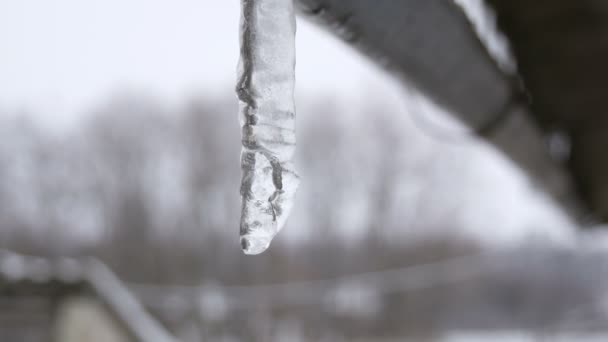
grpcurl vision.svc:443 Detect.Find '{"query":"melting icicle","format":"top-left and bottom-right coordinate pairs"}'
top-left (237, 0), bottom-right (299, 255)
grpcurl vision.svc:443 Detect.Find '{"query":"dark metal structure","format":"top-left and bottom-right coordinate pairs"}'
top-left (486, 0), bottom-right (608, 222)
top-left (296, 0), bottom-right (608, 224)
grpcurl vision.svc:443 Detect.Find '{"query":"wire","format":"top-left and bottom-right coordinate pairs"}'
top-left (129, 252), bottom-right (499, 310)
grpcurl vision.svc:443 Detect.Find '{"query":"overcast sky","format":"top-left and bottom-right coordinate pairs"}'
top-left (0, 0), bottom-right (396, 129)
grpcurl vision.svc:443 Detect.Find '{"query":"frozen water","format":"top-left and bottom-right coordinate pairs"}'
top-left (237, 0), bottom-right (299, 255)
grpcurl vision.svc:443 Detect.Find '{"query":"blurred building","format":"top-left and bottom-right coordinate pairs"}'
top-left (0, 250), bottom-right (175, 342)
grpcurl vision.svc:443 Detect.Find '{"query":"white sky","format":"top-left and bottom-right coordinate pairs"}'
top-left (0, 0), bottom-right (386, 128)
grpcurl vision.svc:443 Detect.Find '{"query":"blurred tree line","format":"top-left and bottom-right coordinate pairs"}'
top-left (0, 93), bottom-right (480, 283)
top-left (0, 94), bottom-right (606, 340)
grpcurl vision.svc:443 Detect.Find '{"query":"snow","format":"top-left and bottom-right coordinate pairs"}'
top-left (324, 282), bottom-right (382, 318)
top-left (237, 0), bottom-right (299, 255)
top-left (85, 259), bottom-right (177, 342)
top-left (442, 331), bottom-right (608, 342)
top-left (0, 252), bottom-right (26, 281)
top-left (197, 284), bottom-right (230, 322)
top-left (453, 0), bottom-right (516, 73)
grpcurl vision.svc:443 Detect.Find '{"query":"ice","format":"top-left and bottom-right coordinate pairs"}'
top-left (237, 0), bottom-right (299, 255)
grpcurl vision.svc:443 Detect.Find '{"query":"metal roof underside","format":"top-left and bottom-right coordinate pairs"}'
top-left (296, 0), bottom-right (608, 224)
top-left (486, 0), bottom-right (608, 221)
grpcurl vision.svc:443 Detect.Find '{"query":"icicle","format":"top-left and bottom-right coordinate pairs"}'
top-left (237, 0), bottom-right (299, 255)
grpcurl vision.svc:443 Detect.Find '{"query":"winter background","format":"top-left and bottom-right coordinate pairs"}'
top-left (1, 1), bottom-right (607, 341)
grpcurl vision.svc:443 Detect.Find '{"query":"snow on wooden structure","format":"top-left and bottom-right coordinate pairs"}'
top-left (0, 249), bottom-right (177, 342)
